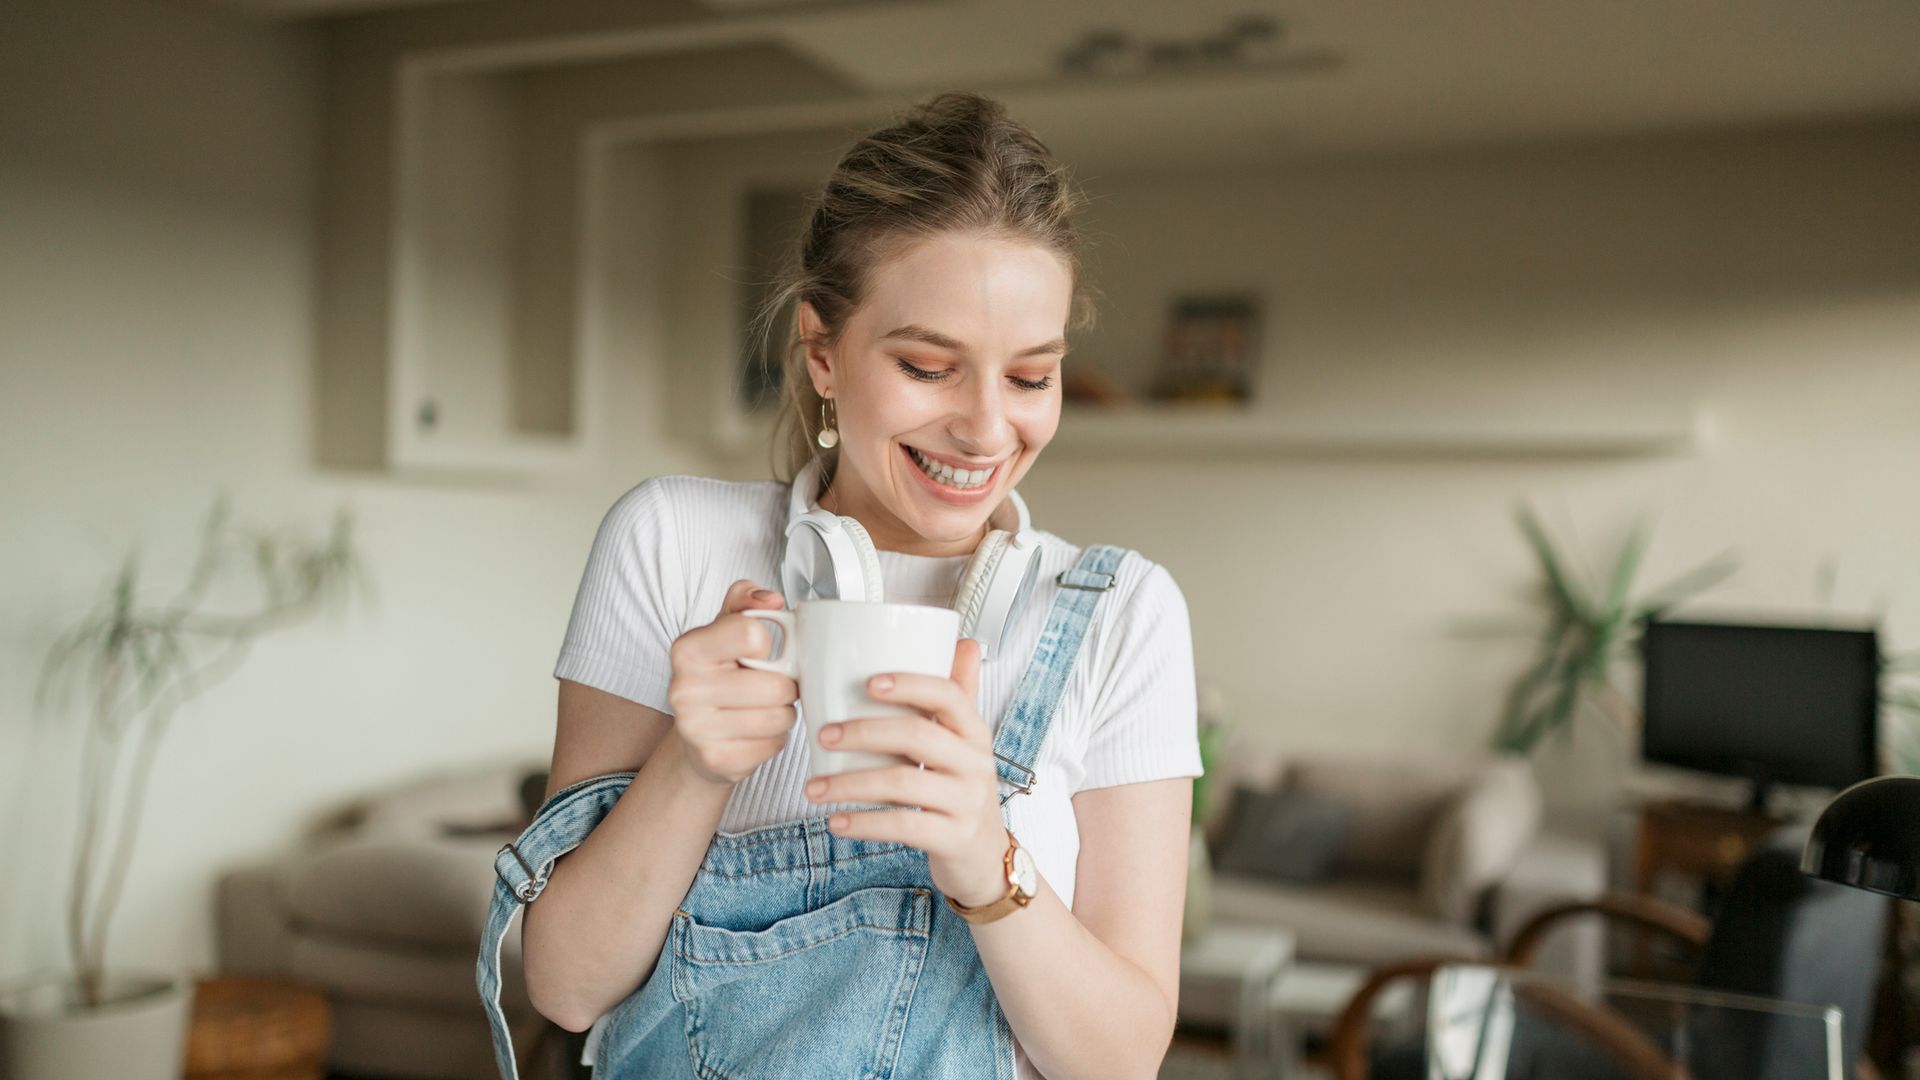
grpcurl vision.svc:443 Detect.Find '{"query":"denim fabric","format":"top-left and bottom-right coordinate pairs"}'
top-left (478, 544), bottom-right (1130, 1079)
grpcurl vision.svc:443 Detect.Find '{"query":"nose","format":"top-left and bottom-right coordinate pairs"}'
top-left (947, 376), bottom-right (1014, 457)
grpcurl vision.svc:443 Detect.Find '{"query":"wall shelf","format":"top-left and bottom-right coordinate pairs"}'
top-left (1044, 402), bottom-right (1708, 460)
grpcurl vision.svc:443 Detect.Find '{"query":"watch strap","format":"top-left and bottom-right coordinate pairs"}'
top-left (943, 829), bottom-right (1033, 925)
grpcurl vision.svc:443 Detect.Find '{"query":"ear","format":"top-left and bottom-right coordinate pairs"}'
top-left (797, 301), bottom-right (834, 397)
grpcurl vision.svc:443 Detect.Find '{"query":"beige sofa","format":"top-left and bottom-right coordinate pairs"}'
top-left (216, 757), bottom-right (562, 1080)
top-left (1202, 750), bottom-right (1607, 984)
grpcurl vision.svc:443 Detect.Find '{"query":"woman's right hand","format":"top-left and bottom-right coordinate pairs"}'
top-left (667, 579), bottom-right (800, 787)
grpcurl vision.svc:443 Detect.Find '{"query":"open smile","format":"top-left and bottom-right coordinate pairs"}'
top-left (899, 443), bottom-right (1004, 503)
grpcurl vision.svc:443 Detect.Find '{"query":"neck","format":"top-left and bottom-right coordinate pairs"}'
top-left (818, 482), bottom-right (990, 558)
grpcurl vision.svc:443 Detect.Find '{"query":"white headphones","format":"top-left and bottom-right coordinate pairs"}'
top-left (780, 454), bottom-right (1044, 662)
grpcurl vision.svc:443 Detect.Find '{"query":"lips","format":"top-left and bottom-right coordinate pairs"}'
top-left (899, 443), bottom-right (1000, 504)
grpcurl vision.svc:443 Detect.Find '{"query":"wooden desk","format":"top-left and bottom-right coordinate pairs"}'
top-left (1635, 799), bottom-right (1786, 893)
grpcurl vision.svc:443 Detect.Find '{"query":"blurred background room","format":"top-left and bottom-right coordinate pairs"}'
top-left (3, 0), bottom-right (1918, 1078)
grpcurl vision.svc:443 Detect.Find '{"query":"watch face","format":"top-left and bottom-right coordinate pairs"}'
top-left (1010, 844), bottom-right (1038, 898)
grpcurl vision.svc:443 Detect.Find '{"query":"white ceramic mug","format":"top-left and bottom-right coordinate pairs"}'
top-left (739, 601), bottom-right (960, 778)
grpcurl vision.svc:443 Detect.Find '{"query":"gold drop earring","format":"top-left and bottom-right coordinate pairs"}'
top-left (816, 397), bottom-right (840, 449)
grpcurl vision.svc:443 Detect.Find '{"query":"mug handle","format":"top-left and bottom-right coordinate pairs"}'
top-left (736, 609), bottom-right (798, 679)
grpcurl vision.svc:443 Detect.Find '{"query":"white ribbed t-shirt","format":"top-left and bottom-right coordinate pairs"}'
top-left (553, 474), bottom-right (1203, 895)
top-left (552, 474), bottom-right (1202, 1075)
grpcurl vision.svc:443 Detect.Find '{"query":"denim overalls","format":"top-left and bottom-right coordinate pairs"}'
top-left (477, 544), bottom-right (1130, 1079)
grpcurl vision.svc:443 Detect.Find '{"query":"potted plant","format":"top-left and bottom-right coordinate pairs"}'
top-left (1183, 685), bottom-right (1233, 944)
top-left (1884, 651), bottom-right (1920, 776)
top-left (1, 496), bottom-right (370, 1080)
top-left (1490, 502), bottom-right (1738, 755)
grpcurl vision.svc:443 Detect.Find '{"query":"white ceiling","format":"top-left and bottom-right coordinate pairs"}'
top-left (206, 0), bottom-right (1920, 163)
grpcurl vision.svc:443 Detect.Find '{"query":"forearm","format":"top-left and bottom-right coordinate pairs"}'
top-left (970, 872), bottom-right (1175, 1080)
top-left (520, 730), bottom-right (732, 1031)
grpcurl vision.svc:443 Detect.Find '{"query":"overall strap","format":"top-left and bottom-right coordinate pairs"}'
top-left (991, 543), bottom-right (1130, 806)
top-left (476, 771), bottom-right (636, 1080)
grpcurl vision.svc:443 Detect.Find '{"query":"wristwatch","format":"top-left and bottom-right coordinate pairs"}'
top-left (943, 828), bottom-right (1038, 925)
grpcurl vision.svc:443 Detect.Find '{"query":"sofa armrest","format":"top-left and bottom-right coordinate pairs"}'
top-left (1419, 758), bottom-right (1541, 923)
top-left (1484, 829), bottom-right (1608, 987)
top-left (215, 861), bottom-right (297, 976)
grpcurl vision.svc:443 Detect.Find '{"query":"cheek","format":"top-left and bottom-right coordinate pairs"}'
top-left (1014, 399), bottom-right (1061, 450)
top-left (851, 378), bottom-right (937, 437)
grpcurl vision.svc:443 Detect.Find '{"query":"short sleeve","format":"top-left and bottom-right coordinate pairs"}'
top-left (1075, 561), bottom-right (1204, 793)
top-left (552, 479), bottom-right (687, 714)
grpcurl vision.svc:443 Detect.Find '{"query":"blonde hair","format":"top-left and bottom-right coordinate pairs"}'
top-left (748, 91), bottom-right (1097, 484)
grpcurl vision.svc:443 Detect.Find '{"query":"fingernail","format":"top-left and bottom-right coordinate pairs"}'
top-left (820, 724), bottom-right (841, 745)
top-left (751, 588), bottom-right (775, 600)
top-left (870, 675), bottom-right (894, 692)
top-left (829, 815), bottom-right (848, 831)
top-left (806, 779), bottom-right (826, 798)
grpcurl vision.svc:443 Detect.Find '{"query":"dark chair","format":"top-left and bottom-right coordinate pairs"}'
top-left (1329, 824), bottom-right (1889, 1080)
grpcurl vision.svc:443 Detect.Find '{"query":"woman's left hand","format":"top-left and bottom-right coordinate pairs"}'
top-left (804, 636), bottom-right (1011, 908)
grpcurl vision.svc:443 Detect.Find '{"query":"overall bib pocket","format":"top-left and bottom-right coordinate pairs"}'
top-left (669, 885), bottom-right (935, 1080)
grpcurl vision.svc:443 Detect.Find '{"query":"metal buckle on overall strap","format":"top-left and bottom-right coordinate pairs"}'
top-left (994, 752), bottom-right (1035, 805)
top-left (496, 842), bottom-right (543, 903)
top-left (1054, 569), bottom-right (1115, 591)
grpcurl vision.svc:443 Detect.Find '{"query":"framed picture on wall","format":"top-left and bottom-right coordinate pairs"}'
top-left (1151, 294), bottom-right (1259, 405)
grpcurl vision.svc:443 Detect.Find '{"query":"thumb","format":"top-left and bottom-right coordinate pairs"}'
top-left (722, 578), bottom-right (785, 616)
top-left (951, 636), bottom-right (983, 701)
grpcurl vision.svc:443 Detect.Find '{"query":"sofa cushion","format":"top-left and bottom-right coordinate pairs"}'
top-left (1282, 758), bottom-right (1471, 883)
top-left (1419, 757), bottom-right (1542, 923)
top-left (283, 832), bottom-right (508, 950)
top-left (1209, 873), bottom-right (1493, 967)
top-left (1215, 787), bottom-right (1352, 883)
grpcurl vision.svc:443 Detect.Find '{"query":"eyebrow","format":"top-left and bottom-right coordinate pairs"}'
top-left (880, 324), bottom-right (1067, 358)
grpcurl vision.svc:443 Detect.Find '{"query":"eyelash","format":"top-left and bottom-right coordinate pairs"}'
top-left (893, 357), bottom-right (1054, 392)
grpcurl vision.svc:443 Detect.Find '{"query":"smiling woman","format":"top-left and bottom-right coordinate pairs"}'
top-left (485, 91), bottom-right (1202, 1080)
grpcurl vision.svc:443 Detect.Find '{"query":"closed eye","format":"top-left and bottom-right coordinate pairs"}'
top-left (894, 357), bottom-right (947, 382)
top-left (895, 357), bottom-right (1054, 393)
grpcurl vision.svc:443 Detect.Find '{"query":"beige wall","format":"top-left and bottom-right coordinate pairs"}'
top-left (1026, 124), bottom-right (1920, 801)
top-left (4, 0), bottom-right (1916, 986)
top-left (0, 0), bottom-right (711, 983)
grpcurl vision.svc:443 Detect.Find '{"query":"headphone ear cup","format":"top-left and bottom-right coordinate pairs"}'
top-left (838, 516), bottom-right (886, 603)
top-left (952, 529), bottom-right (1009, 640)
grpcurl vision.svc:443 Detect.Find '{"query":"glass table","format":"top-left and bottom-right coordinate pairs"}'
top-left (1176, 926), bottom-right (1296, 1079)
top-left (1425, 964), bottom-right (1845, 1080)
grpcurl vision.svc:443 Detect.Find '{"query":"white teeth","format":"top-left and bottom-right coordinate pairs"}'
top-left (910, 447), bottom-right (994, 490)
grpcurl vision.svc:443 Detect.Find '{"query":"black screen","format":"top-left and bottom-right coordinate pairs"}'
top-left (1640, 619), bottom-right (1880, 790)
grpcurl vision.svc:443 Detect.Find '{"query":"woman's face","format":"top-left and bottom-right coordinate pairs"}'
top-left (802, 230), bottom-right (1071, 557)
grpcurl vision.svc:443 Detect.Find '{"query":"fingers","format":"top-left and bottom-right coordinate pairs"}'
top-left (863, 671), bottom-right (988, 743)
top-left (818, 715), bottom-right (984, 776)
top-left (668, 666), bottom-right (797, 710)
top-left (712, 706), bottom-right (796, 741)
top-left (805, 763), bottom-right (973, 816)
top-left (951, 637), bottom-right (983, 701)
top-left (722, 578), bottom-right (785, 616)
top-left (825, 808), bottom-right (948, 846)
top-left (696, 734), bottom-right (791, 782)
top-left (673, 581), bottom-right (788, 670)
